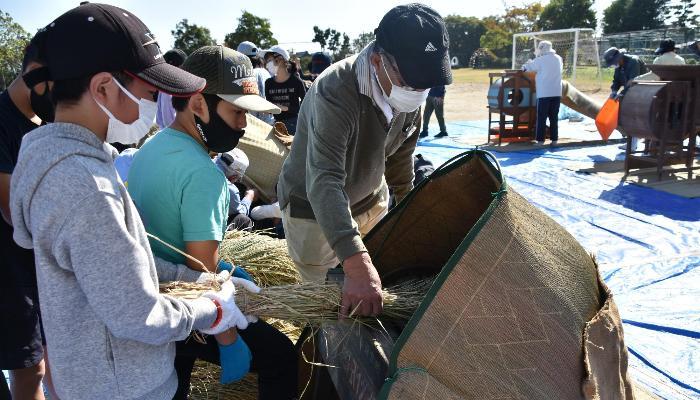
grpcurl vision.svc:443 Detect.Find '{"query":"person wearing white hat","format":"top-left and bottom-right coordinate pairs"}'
top-left (261, 45), bottom-right (307, 134)
top-left (215, 148), bottom-right (257, 230)
top-left (523, 40), bottom-right (563, 146)
top-left (237, 41), bottom-right (274, 124)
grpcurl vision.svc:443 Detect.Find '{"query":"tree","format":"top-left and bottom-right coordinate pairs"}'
top-left (312, 26), bottom-right (330, 49)
top-left (0, 10), bottom-right (31, 89)
top-left (352, 32), bottom-right (375, 53)
top-left (602, 0), bottom-right (629, 33)
top-left (667, 0), bottom-right (698, 28)
top-left (444, 15), bottom-right (487, 66)
top-left (603, 0), bottom-right (670, 33)
top-left (538, 0), bottom-right (597, 30)
top-left (337, 34), bottom-right (352, 59)
top-left (625, 0), bottom-right (670, 30)
top-left (224, 11), bottom-right (277, 49)
top-left (480, 3), bottom-right (543, 58)
top-left (501, 3), bottom-right (544, 33)
top-left (312, 27), bottom-right (353, 58)
top-left (171, 19), bottom-right (215, 55)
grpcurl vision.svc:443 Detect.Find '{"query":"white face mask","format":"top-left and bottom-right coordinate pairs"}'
top-left (379, 57), bottom-right (429, 113)
top-left (266, 60), bottom-right (278, 76)
top-left (94, 77), bottom-right (157, 144)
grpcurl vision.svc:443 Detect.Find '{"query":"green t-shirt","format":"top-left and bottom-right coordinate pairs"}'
top-left (127, 128), bottom-right (229, 264)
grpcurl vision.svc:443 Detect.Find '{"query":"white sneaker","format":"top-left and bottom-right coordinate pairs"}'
top-left (550, 140), bottom-right (558, 147)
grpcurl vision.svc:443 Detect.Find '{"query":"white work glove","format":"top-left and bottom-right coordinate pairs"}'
top-left (199, 277), bottom-right (261, 335)
top-left (196, 270), bottom-right (230, 285)
top-left (231, 277), bottom-right (261, 325)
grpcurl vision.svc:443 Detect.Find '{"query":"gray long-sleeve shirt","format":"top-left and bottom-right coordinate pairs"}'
top-left (277, 43), bottom-right (421, 261)
top-left (10, 122), bottom-right (216, 400)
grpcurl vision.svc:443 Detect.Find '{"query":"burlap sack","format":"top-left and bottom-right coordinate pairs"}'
top-left (361, 150), bottom-right (634, 400)
top-left (237, 115), bottom-right (291, 203)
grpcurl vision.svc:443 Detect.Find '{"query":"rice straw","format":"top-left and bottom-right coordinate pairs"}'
top-left (160, 279), bottom-right (432, 324)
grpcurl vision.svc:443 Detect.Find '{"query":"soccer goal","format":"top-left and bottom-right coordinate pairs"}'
top-left (512, 28), bottom-right (602, 87)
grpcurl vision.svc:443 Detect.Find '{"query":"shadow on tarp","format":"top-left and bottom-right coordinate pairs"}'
top-left (598, 181), bottom-right (700, 222)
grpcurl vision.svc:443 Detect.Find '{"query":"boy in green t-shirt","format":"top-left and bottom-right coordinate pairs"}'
top-left (128, 46), bottom-right (298, 398)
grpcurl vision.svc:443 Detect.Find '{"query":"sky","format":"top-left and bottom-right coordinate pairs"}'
top-left (3, 0), bottom-right (693, 54)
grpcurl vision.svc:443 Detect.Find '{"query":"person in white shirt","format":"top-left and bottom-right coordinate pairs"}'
top-left (654, 39), bottom-right (686, 65)
top-left (237, 41), bottom-right (275, 125)
top-left (637, 39), bottom-right (686, 82)
top-left (523, 40), bottom-right (563, 146)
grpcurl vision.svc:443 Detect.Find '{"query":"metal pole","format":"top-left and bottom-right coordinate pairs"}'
top-left (512, 34), bottom-right (517, 69)
top-left (594, 32), bottom-right (602, 86)
top-left (572, 29), bottom-right (580, 84)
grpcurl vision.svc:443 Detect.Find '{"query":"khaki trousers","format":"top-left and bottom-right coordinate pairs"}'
top-left (282, 184), bottom-right (389, 282)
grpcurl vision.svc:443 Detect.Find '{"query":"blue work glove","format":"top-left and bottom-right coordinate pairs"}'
top-left (217, 259), bottom-right (234, 273)
top-left (218, 336), bottom-right (252, 384)
top-left (217, 260), bottom-right (254, 282)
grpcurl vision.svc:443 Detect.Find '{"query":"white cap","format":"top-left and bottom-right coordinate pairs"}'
top-left (259, 45), bottom-right (290, 61)
top-left (216, 148), bottom-right (249, 178)
top-left (237, 41), bottom-right (258, 57)
top-left (536, 41), bottom-right (554, 56)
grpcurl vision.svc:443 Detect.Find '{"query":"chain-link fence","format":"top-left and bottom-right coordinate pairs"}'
top-left (598, 27), bottom-right (697, 64)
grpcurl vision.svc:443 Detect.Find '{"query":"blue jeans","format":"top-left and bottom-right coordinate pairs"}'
top-left (536, 96), bottom-right (560, 142)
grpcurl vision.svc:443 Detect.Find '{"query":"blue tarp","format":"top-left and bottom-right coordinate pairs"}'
top-left (419, 120), bottom-right (700, 399)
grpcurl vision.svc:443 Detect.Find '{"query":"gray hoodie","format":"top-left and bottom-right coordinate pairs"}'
top-left (10, 122), bottom-right (217, 400)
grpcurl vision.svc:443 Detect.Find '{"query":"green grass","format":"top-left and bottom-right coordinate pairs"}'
top-left (451, 66), bottom-right (614, 92)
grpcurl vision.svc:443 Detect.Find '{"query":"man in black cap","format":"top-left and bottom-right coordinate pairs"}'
top-left (9, 4), bottom-right (257, 399)
top-left (654, 39), bottom-right (686, 65)
top-left (602, 47), bottom-right (643, 98)
top-left (278, 3), bottom-right (451, 317)
top-left (637, 39), bottom-right (686, 81)
top-left (309, 51), bottom-right (332, 80)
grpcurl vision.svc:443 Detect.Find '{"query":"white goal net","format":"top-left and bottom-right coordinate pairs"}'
top-left (512, 28), bottom-right (602, 88)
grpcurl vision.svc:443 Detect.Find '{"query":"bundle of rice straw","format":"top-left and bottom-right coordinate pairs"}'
top-left (219, 230), bottom-right (301, 286)
top-left (160, 279), bottom-right (432, 324)
top-left (189, 361), bottom-right (258, 400)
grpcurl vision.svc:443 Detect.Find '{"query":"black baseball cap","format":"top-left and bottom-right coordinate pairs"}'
top-left (655, 39), bottom-right (677, 55)
top-left (164, 49), bottom-right (187, 67)
top-left (181, 46), bottom-right (280, 114)
top-left (375, 3), bottom-right (452, 89)
top-left (310, 52), bottom-right (332, 74)
top-left (42, 3), bottom-right (205, 95)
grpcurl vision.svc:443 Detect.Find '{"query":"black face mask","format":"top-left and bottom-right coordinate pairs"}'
top-left (194, 95), bottom-right (244, 153)
top-left (30, 83), bottom-right (55, 124)
top-left (22, 67), bottom-right (55, 124)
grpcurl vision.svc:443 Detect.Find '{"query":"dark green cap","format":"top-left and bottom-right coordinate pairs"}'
top-left (181, 45), bottom-right (280, 114)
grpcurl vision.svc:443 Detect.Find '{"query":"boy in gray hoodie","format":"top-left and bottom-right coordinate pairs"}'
top-left (9, 4), bottom-right (256, 399)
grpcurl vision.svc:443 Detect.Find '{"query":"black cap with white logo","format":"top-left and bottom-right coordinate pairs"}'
top-left (375, 3), bottom-right (452, 89)
top-left (42, 3), bottom-right (205, 95)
